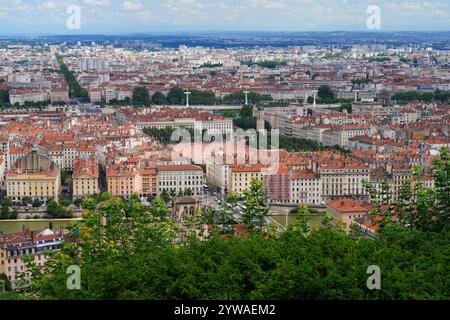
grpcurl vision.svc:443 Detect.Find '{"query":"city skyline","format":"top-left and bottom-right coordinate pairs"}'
top-left (0, 0), bottom-right (449, 35)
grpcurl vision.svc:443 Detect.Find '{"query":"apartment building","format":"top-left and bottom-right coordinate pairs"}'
top-left (9, 88), bottom-right (49, 105)
top-left (6, 150), bottom-right (60, 203)
top-left (391, 165), bottom-right (413, 201)
top-left (230, 164), bottom-right (264, 196)
top-left (0, 157), bottom-right (5, 188)
top-left (264, 168), bottom-right (290, 204)
top-left (327, 198), bottom-right (372, 231)
top-left (106, 165), bottom-right (141, 198)
top-left (49, 87), bottom-right (69, 103)
top-left (290, 169), bottom-right (322, 205)
top-left (319, 162), bottom-right (370, 201)
top-left (63, 143), bottom-right (78, 170)
top-left (7, 147), bottom-right (31, 170)
top-left (0, 227), bottom-right (65, 285)
top-left (157, 164), bottom-right (204, 196)
top-left (140, 166), bottom-right (158, 198)
top-left (72, 158), bottom-right (99, 198)
top-left (206, 162), bottom-right (230, 194)
top-left (322, 125), bottom-right (371, 149)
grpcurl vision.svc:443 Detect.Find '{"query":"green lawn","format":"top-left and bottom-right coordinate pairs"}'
top-left (0, 219), bottom-right (79, 233)
top-left (270, 213), bottom-right (325, 229)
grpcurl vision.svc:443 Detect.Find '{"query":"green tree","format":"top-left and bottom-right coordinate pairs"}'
top-left (292, 205), bottom-right (311, 235)
top-left (32, 198), bottom-right (42, 208)
top-left (0, 89), bottom-right (9, 104)
top-left (132, 86), bottom-right (151, 106)
top-left (99, 192), bottom-right (112, 202)
top-left (21, 196), bottom-right (33, 206)
top-left (161, 189), bottom-right (171, 204)
top-left (56, 55), bottom-right (88, 99)
top-left (151, 91), bottom-right (166, 105)
top-left (365, 149), bottom-right (450, 233)
top-left (167, 87), bottom-right (185, 105)
top-left (60, 170), bottom-right (68, 184)
top-left (0, 273), bottom-right (12, 291)
top-left (242, 180), bottom-right (268, 233)
top-left (218, 192), bottom-right (240, 234)
top-left (318, 85), bottom-right (334, 100)
top-left (0, 198), bottom-right (18, 220)
top-left (47, 199), bottom-right (72, 218)
top-left (142, 126), bottom-right (176, 146)
top-left (59, 198), bottom-right (71, 207)
top-left (239, 105), bottom-right (254, 118)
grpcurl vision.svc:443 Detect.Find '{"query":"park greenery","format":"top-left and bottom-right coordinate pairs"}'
top-left (151, 91), bottom-right (166, 105)
top-left (278, 135), bottom-right (351, 154)
top-left (223, 91), bottom-right (272, 105)
top-left (142, 126), bottom-right (176, 146)
top-left (46, 199), bottom-right (73, 218)
top-left (318, 85), bottom-right (335, 100)
top-left (108, 97), bottom-right (131, 106)
top-left (132, 86), bottom-right (152, 106)
top-left (0, 198), bottom-right (18, 220)
top-left (199, 63), bottom-right (223, 68)
top-left (368, 56), bottom-right (391, 63)
top-left (143, 126), bottom-right (211, 146)
top-left (56, 55), bottom-right (88, 99)
top-left (240, 60), bottom-right (288, 69)
top-left (0, 89), bottom-right (9, 107)
top-left (392, 90), bottom-right (450, 103)
top-left (351, 78), bottom-right (370, 85)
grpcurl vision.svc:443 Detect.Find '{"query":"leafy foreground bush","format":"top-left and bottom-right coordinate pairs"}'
top-left (16, 223), bottom-right (450, 300)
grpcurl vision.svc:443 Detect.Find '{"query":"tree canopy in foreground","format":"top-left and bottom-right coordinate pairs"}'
top-left (7, 196), bottom-right (449, 300)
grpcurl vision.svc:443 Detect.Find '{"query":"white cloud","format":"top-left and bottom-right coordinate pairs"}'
top-left (400, 2), bottom-right (425, 10)
top-left (246, 0), bottom-right (288, 10)
top-left (84, 0), bottom-right (110, 6)
top-left (41, 1), bottom-right (62, 10)
top-left (121, 1), bottom-right (143, 11)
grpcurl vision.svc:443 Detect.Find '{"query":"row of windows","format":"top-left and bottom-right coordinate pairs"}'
top-left (160, 181), bottom-right (202, 186)
top-left (9, 182), bottom-right (54, 186)
top-left (7, 245), bottom-right (59, 257)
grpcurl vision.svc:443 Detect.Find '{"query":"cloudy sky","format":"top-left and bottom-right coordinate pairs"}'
top-left (0, 0), bottom-right (449, 35)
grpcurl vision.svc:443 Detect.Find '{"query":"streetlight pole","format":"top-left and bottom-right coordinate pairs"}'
top-left (243, 91), bottom-right (250, 105)
top-left (184, 91), bottom-right (191, 107)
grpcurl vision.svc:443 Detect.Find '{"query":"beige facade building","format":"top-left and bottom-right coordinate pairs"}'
top-left (327, 198), bottom-right (372, 231)
top-left (230, 164), bottom-right (264, 196)
top-left (72, 158), bottom-right (99, 198)
top-left (6, 150), bottom-right (60, 203)
top-left (107, 165), bottom-right (141, 198)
